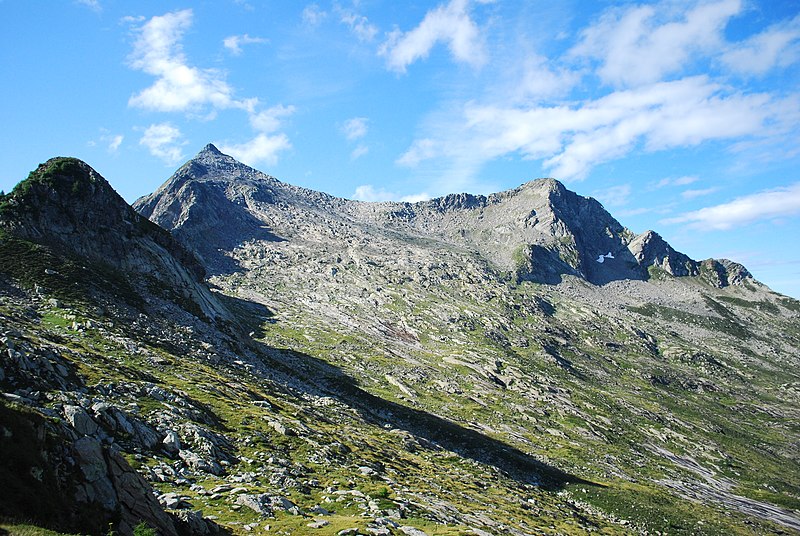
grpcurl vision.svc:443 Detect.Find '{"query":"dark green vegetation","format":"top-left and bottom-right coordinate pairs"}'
top-left (1, 151), bottom-right (799, 535)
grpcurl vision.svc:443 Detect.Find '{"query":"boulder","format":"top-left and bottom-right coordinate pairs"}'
top-left (63, 405), bottom-right (99, 437)
top-left (162, 429), bottom-right (181, 455)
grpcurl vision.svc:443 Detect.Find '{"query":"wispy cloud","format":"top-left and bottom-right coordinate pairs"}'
top-left (662, 182), bottom-right (800, 230)
top-left (250, 104), bottom-right (296, 133)
top-left (396, 138), bottom-right (440, 167)
top-left (139, 123), bottom-right (186, 165)
top-left (379, 0), bottom-right (486, 73)
top-left (76, 0), bottom-right (101, 12)
top-left (351, 144), bottom-right (369, 160)
top-left (402, 76), bottom-right (792, 181)
top-left (127, 9), bottom-right (248, 113)
top-left (593, 184), bottom-right (631, 207)
top-left (127, 9), bottom-right (296, 168)
top-left (352, 185), bottom-right (429, 203)
top-left (223, 104), bottom-right (295, 167)
top-left (223, 34), bottom-right (268, 56)
top-left (106, 134), bottom-right (124, 153)
top-left (90, 130), bottom-right (124, 153)
top-left (219, 133), bottom-right (291, 168)
top-left (721, 14), bottom-right (800, 76)
top-left (302, 4), bottom-right (327, 27)
top-left (341, 117), bottom-right (369, 140)
top-left (681, 187), bottom-right (718, 199)
top-left (336, 6), bottom-right (378, 42)
top-left (655, 175), bottom-right (699, 188)
top-left (571, 0), bottom-right (742, 87)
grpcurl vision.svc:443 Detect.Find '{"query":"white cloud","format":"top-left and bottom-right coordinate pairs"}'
top-left (379, 0), bottom-right (485, 73)
top-left (405, 75), bottom-right (794, 181)
top-left (571, 0), bottom-right (742, 87)
top-left (219, 133), bottom-right (291, 167)
top-left (302, 4), bottom-right (327, 27)
top-left (662, 182), bottom-right (800, 230)
top-left (396, 138), bottom-right (440, 167)
top-left (139, 123), bottom-right (186, 165)
top-left (249, 104), bottom-right (296, 133)
top-left (721, 14), bottom-right (800, 76)
top-left (352, 185), bottom-right (430, 203)
top-left (656, 175), bottom-right (699, 188)
top-left (341, 117), bottom-right (368, 140)
top-left (127, 9), bottom-right (247, 113)
top-left (107, 134), bottom-right (124, 152)
top-left (337, 8), bottom-right (378, 42)
top-left (223, 34), bottom-right (268, 56)
top-left (91, 130), bottom-right (124, 153)
top-left (512, 54), bottom-right (581, 101)
top-left (681, 187), bottom-right (718, 199)
top-left (351, 144), bottom-right (369, 160)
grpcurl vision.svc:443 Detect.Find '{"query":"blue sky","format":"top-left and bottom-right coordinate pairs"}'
top-left (2, 0), bottom-right (800, 297)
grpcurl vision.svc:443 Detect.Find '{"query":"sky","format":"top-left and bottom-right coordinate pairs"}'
top-left (1, 1), bottom-right (800, 298)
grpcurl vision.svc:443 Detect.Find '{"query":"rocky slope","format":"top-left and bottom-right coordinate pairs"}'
top-left (1, 148), bottom-right (799, 536)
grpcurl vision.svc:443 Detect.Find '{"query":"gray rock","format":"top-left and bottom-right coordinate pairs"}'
top-left (235, 493), bottom-right (303, 517)
top-left (158, 492), bottom-right (192, 510)
top-left (399, 527), bottom-right (429, 536)
top-left (105, 447), bottom-right (178, 536)
top-left (64, 405), bottom-right (99, 437)
top-left (73, 437), bottom-right (117, 510)
top-left (171, 510), bottom-right (219, 535)
top-left (178, 449), bottom-right (223, 476)
top-left (162, 429), bottom-right (181, 454)
top-left (235, 493), bottom-right (274, 517)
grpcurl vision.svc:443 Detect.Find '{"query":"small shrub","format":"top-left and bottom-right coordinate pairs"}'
top-left (132, 522), bottom-right (156, 536)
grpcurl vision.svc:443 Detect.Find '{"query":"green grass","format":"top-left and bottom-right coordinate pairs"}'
top-left (0, 522), bottom-right (83, 536)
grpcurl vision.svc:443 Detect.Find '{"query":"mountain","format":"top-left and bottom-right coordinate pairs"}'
top-left (135, 145), bottom-right (732, 287)
top-left (0, 157), bottom-right (230, 322)
top-left (2, 147), bottom-right (799, 536)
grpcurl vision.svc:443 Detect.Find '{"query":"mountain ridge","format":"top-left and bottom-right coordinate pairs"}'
top-left (136, 145), bottom-right (751, 289)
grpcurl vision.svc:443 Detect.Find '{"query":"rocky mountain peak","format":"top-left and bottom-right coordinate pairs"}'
top-left (200, 142), bottom-right (223, 156)
top-left (133, 145), bottom-right (754, 290)
top-left (1, 157), bottom-right (145, 247)
top-left (0, 157), bottom-right (230, 321)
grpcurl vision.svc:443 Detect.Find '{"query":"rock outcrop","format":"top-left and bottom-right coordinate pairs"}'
top-left (0, 401), bottom-right (178, 536)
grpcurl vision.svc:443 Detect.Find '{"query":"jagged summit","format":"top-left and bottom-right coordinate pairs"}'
top-left (134, 145), bottom-right (754, 288)
top-left (201, 142), bottom-right (223, 155)
top-left (1, 157), bottom-right (156, 258)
